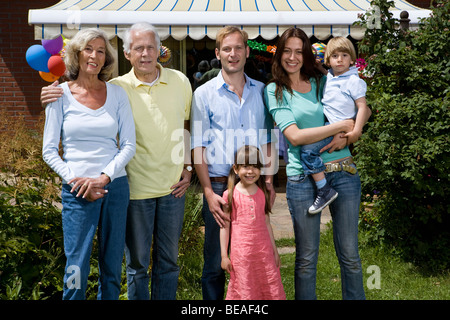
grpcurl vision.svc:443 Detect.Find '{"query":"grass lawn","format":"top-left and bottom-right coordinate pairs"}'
top-left (178, 225), bottom-right (449, 300)
top-left (279, 227), bottom-right (449, 300)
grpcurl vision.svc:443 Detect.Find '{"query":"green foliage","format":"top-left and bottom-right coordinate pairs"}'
top-left (354, 0), bottom-right (450, 271)
top-left (177, 185), bottom-right (204, 300)
top-left (0, 112), bottom-right (65, 299)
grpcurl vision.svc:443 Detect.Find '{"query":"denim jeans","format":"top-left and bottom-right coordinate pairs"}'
top-left (286, 164), bottom-right (365, 300)
top-left (201, 181), bottom-right (228, 300)
top-left (300, 135), bottom-right (333, 176)
top-left (124, 192), bottom-right (185, 300)
top-left (61, 176), bottom-right (129, 300)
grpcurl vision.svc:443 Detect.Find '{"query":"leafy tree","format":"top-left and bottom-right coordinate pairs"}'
top-left (354, 0), bottom-right (449, 270)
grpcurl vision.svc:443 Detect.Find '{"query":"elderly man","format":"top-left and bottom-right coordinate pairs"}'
top-left (190, 26), bottom-right (276, 300)
top-left (40, 22), bottom-right (193, 300)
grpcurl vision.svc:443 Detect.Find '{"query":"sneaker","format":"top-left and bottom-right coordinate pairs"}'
top-left (308, 184), bottom-right (338, 214)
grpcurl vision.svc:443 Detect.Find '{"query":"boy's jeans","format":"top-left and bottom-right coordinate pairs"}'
top-left (300, 135), bottom-right (333, 176)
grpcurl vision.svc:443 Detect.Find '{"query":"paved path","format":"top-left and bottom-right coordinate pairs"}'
top-left (270, 193), bottom-right (332, 254)
top-left (271, 193), bottom-right (331, 240)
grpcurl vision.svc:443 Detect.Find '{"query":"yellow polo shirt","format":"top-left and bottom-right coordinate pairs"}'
top-left (110, 64), bottom-right (192, 199)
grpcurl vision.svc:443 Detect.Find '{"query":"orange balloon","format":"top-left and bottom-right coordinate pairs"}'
top-left (39, 71), bottom-right (59, 82)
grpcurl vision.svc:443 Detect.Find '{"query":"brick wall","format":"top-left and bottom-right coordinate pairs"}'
top-left (0, 0), bottom-right (57, 128)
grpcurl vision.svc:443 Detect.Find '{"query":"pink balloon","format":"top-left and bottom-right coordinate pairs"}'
top-left (48, 55), bottom-right (66, 77)
top-left (42, 35), bottom-right (63, 55)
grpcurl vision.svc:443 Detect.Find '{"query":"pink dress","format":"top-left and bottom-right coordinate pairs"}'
top-left (222, 187), bottom-right (286, 300)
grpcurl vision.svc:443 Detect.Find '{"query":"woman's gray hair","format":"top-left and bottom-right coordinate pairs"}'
top-left (64, 28), bottom-right (115, 81)
top-left (122, 22), bottom-right (161, 54)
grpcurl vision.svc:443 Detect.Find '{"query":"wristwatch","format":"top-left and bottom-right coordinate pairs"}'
top-left (185, 165), bottom-right (193, 172)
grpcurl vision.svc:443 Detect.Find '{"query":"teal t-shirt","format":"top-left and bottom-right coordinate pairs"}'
top-left (264, 77), bottom-right (351, 177)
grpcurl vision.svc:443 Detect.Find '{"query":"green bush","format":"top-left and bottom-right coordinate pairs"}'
top-left (0, 112), bottom-right (65, 299)
top-left (354, 0), bottom-right (449, 271)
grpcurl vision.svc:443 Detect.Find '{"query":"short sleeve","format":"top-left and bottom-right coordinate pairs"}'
top-left (345, 75), bottom-right (367, 101)
top-left (222, 189), bottom-right (229, 204)
top-left (264, 83), bottom-right (296, 133)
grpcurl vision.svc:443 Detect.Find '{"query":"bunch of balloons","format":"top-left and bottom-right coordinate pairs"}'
top-left (312, 42), bottom-right (327, 64)
top-left (25, 35), bottom-right (67, 82)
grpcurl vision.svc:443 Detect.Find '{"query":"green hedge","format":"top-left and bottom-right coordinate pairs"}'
top-left (354, 0), bottom-right (449, 271)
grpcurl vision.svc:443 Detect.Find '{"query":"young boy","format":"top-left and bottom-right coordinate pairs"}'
top-left (302, 37), bottom-right (371, 214)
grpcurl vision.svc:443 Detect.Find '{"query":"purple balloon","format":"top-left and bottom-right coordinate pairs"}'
top-left (26, 44), bottom-right (51, 72)
top-left (42, 35), bottom-right (63, 55)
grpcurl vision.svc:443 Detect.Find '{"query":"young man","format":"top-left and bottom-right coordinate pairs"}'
top-left (190, 26), bottom-right (276, 300)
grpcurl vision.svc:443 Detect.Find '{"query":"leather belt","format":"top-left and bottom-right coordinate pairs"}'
top-left (210, 176), bottom-right (228, 183)
top-left (324, 158), bottom-right (357, 174)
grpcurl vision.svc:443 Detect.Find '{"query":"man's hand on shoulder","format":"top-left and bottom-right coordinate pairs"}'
top-left (41, 80), bottom-right (63, 107)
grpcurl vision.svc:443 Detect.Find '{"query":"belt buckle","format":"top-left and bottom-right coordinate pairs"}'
top-left (325, 163), bottom-right (341, 173)
top-left (343, 164), bottom-right (357, 175)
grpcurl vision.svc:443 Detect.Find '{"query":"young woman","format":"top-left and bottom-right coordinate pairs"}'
top-left (264, 28), bottom-right (370, 300)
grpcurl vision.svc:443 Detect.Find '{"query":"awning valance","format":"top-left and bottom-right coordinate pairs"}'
top-left (28, 0), bottom-right (430, 41)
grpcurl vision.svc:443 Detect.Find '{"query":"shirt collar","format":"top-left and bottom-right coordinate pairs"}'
top-left (129, 63), bottom-right (168, 88)
top-left (215, 70), bottom-right (256, 91)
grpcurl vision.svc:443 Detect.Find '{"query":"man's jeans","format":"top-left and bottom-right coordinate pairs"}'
top-left (201, 181), bottom-right (228, 300)
top-left (125, 192), bottom-right (185, 300)
top-left (286, 165), bottom-right (365, 300)
top-left (61, 176), bottom-right (129, 300)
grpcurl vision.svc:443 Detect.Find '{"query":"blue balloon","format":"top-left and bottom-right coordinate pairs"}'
top-left (26, 44), bottom-right (51, 72)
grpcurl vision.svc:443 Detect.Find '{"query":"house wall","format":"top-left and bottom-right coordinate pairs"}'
top-left (0, 0), bottom-right (58, 128)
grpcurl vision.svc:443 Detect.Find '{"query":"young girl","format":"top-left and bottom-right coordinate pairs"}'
top-left (220, 145), bottom-right (286, 300)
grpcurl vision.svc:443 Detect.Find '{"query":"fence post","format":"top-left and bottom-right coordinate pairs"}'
top-left (400, 11), bottom-right (410, 31)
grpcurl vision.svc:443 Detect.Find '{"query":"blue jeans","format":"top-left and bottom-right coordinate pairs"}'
top-left (300, 135), bottom-right (333, 176)
top-left (201, 181), bottom-right (228, 300)
top-left (61, 176), bottom-right (129, 300)
top-left (286, 164), bottom-right (365, 300)
top-left (125, 192), bottom-right (185, 300)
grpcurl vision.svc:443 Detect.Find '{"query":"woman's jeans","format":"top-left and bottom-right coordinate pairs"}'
top-left (124, 192), bottom-right (185, 300)
top-left (286, 165), bottom-right (365, 300)
top-left (61, 176), bottom-right (129, 300)
top-left (201, 181), bottom-right (228, 300)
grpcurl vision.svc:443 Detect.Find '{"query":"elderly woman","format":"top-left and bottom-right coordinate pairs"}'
top-left (42, 28), bottom-right (136, 300)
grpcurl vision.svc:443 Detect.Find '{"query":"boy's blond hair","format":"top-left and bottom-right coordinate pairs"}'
top-left (215, 26), bottom-right (248, 50)
top-left (324, 36), bottom-right (357, 66)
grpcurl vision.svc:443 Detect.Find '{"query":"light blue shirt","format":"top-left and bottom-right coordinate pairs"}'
top-left (190, 71), bottom-right (274, 177)
top-left (42, 82), bottom-right (136, 184)
top-left (322, 66), bottom-right (367, 123)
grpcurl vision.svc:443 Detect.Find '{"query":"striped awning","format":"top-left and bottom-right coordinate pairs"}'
top-left (28, 0), bottom-right (430, 41)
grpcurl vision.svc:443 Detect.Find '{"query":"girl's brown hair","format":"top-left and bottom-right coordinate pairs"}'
top-left (268, 27), bottom-right (323, 103)
top-left (226, 145), bottom-right (271, 216)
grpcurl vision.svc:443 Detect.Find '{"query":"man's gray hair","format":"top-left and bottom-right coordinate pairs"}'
top-left (122, 22), bottom-right (161, 54)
